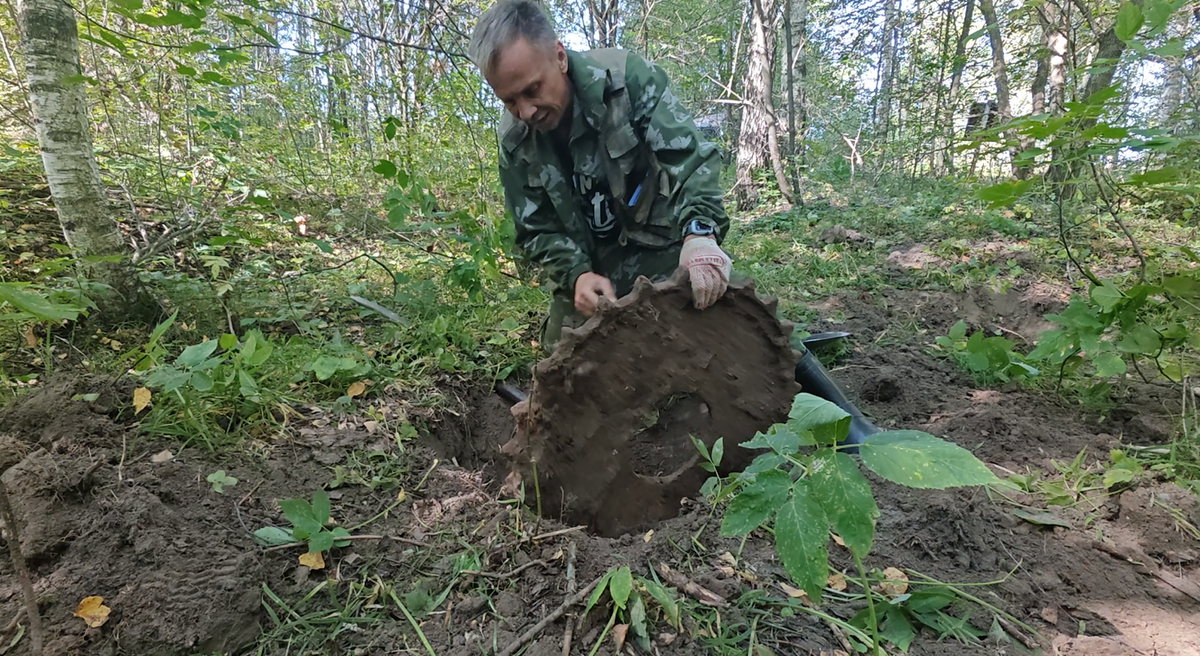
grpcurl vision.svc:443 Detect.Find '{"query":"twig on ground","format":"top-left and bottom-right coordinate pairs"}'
top-left (1, 607), bottom-right (25, 635)
top-left (562, 542), bottom-right (577, 656)
top-left (0, 482), bottom-right (43, 654)
top-left (525, 526), bottom-right (586, 543)
top-left (656, 563), bottom-right (729, 607)
top-left (1093, 539), bottom-right (1200, 603)
top-left (263, 534), bottom-right (427, 552)
top-left (997, 615), bottom-right (1040, 650)
top-left (460, 558), bottom-right (550, 580)
top-left (496, 574), bottom-right (603, 656)
top-left (237, 480), bottom-right (264, 506)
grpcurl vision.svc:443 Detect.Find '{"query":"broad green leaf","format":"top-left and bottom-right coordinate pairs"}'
top-left (629, 594), bottom-right (651, 651)
top-left (331, 527), bottom-right (352, 547)
top-left (1128, 166), bottom-right (1180, 186)
top-left (1092, 352), bottom-right (1126, 377)
top-left (0, 284), bottom-right (84, 321)
top-left (585, 570), bottom-right (614, 614)
top-left (1089, 281), bottom-right (1124, 311)
top-left (1012, 508), bottom-right (1072, 528)
top-left (312, 355), bottom-right (356, 380)
top-left (948, 320), bottom-right (967, 341)
top-left (1163, 274), bottom-right (1200, 299)
top-left (311, 490), bottom-right (331, 524)
top-left (238, 369), bottom-right (259, 397)
top-left (1143, 0), bottom-right (1172, 32)
top-left (741, 424), bottom-right (808, 452)
top-left (774, 483), bottom-right (829, 602)
top-left (788, 393), bottom-right (850, 445)
top-left (720, 469), bottom-right (791, 536)
top-left (638, 577), bottom-right (680, 630)
top-left (252, 526), bottom-right (295, 546)
top-left (308, 530), bottom-right (334, 554)
top-left (742, 452), bottom-right (786, 476)
top-left (808, 450), bottom-right (878, 558)
top-left (905, 587), bottom-right (957, 613)
top-left (1103, 467), bottom-right (1135, 488)
top-left (880, 606), bottom-right (917, 651)
top-left (279, 498), bottom-right (321, 537)
top-left (1152, 38), bottom-right (1184, 57)
top-left (113, 0), bottom-right (142, 9)
top-left (176, 339), bottom-right (219, 368)
top-left (1117, 325), bottom-right (1161, 354)
top-left (498, 317), bottom-right (520, 331)
top-left (860, 431), bottom-right (999, 489)
top-left (373, 159), bottom-right (397, 178)
top-left (313, 239), bottom-right (333, 253)
top-left (711, 438), bottom-right (725, 467)
top-left (175, 65), bottom-right (197, 76)
top-left (609, 567), bottom-right (633, 609)
top-left (1114, 1), bottom-right (1144, 41)
top-left (219, 333), bottom-right (238, 350)
top-left (976, 179), bottom-right (1033, 206)
top-left (144, 366), bottom-right (191, 393)
top-left (189, 371), bottom-right (214, 392)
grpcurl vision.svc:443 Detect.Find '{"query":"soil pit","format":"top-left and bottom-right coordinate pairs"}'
top-left (500, 275), bottom-right (800, 538)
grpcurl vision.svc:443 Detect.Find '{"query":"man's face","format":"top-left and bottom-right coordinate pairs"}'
top-left (485, 37), bottom-right (571, 132)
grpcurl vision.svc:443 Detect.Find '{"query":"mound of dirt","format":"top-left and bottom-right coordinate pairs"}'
top-left (502, 275), bottom-right (800, 537)
top-left (0, 378), bottom-right (263, 656)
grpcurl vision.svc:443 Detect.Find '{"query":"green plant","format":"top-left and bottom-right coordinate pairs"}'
top-left (255, 490), bottom-right (351, 554)
top-left (704, 392), bottom-right (998, 654)
top-left (582, 567), bottom-right (653, 654)
top-left (206, 470), bottom-right (238, 493)
top-left (935, 320), bottom-right (1040, 383)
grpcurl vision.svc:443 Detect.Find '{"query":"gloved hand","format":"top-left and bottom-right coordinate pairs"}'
top-left (679, 235), bottom-right (732, 309)
top-left (574, 271), bottom-right (616, 316)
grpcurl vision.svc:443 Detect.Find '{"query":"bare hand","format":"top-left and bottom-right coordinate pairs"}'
top-left (574, 272), bottom-right (615, 316)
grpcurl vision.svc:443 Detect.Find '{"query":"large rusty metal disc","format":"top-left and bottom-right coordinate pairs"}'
top-left (502, 274), bottom-right (800, 537)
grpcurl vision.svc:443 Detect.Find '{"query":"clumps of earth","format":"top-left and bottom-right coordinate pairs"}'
top-left (0, 281), bottom-right (1198, 656)
top-left (502, 275), bottom-right (800, 537)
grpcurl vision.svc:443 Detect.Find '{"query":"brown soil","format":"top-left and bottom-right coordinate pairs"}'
top-left (0, 280), bottom-right (1196, 656)
top-left (501, 275), bottom-right (800, 538)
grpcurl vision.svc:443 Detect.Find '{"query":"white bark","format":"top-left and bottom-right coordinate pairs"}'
top-left (734, 0), bottom-right (780, 209)
top-left (19, 0), bottom-right (148, 315)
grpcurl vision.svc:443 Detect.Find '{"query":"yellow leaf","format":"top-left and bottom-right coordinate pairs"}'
top-left (643, 529), bottom-right (654, 543)
top-left (346, 381), bottom-right (366, 398)
top-left (298, 551), bottom-right (325, 570)
top-left (878, 567), bottom-right (908, 597)
top-left (132, 387), bottom-right (151, 414)
top-left (396, 489), bottom-right (407, 503)
top-left (827, 572), bottom-right (847, 591)
top-left (779, 582), bottom-right (807, 599)
top-left (22, 325), bottom-right (36, 348)
top-left (74, 596), bottom-right (111, 628)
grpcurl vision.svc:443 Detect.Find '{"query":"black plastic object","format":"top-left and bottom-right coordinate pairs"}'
top-left (800, 331), bottom-right (851, 348)
top-left (494, 380), bottom-right (527, 405)
top-left (794, 350), bottom-right (879, 449)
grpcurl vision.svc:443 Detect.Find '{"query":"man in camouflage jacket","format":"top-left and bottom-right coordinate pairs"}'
top-left (469, 0), bottom-right (734, 349)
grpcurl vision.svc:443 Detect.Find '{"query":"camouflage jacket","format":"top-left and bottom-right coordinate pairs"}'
top-left (497, 48), bottom-right (729, 294)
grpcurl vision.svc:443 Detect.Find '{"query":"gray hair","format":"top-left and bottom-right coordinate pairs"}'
top-left (468, 0), bottom-right (558, 77)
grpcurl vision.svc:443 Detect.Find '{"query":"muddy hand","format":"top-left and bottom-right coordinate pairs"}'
top-left (574, 272), bottom-right (615, 316)
top-left (680, 236), bottom-right (732, 309)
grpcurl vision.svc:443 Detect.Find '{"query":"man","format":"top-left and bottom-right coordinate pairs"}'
top-left (468, 0), bottom-right (732, 349)
top-left (469, 0), bottom-right (879, 444)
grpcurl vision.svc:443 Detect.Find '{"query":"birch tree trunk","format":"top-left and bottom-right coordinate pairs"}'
top-left (734, 0), bottom-right (780, 209)
top-left (876, 0), bottom-right (899, 141)
top-left (19, 0), bottom-right (154, 320)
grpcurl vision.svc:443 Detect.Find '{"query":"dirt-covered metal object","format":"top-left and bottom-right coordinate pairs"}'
top-left (502, 274), bottom-right (800, 537)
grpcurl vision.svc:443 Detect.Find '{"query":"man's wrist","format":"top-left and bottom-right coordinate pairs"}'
top-left (681, 218), bottom-right (718, 240)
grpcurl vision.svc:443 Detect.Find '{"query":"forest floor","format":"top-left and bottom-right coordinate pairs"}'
top-left (2, 176), bottom-right (1199, 656)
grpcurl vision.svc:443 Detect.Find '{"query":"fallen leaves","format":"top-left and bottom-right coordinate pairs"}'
top-left (827, 572), bottom-right (848, 592)
top-left (298, 551), bottom-right (325, 570)
top-left (877, 567), bottom-right (909, 597)
top-left (132, 387), bottom-right (151, 414)
top-left (74, 596), bottom-right (111, 628)
top-left (346, 381), bottom-right (366, 398)
top-left (150, 449), bottom-right (174, 463)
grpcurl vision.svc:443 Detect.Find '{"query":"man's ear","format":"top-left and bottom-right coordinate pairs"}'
top-left (555, 41), bottom-right (567, 73)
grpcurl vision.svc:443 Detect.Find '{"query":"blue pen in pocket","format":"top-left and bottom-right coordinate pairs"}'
top-left (628, 182), bottom-right (642, 207)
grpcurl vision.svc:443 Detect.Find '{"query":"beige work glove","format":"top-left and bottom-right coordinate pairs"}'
top-left (679, 236), bottom-right (732, 309)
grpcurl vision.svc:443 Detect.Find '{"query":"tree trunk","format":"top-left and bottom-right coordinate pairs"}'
top-left (977, 0), bottom-right (1016, 175)
top-left (1031, 51), bottom-right (1048, 116)
top-left (18, 0), bottom-right (154, 320)
top-left (734, 0), bottom-right (780, 210)
top-left (1045, 18), bottom-right (1067, 116)
top-left (931, 0), bottom-right (955, 174)
top-left (876, 0), bottom-right (899, 141)
top-left (790, 0), bottom-right (808, 170)
top-left (944, 0), bottom-right (975, 174)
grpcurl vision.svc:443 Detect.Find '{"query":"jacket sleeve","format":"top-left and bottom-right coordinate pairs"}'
top-left (499, 148), bottom-right (593, 294)
top-left (624, 52), bottom-right (730, 243)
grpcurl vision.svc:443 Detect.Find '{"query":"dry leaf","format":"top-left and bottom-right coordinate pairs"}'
top-left (74, 596), bottom-right (111, 628)
top-left (363, 420), bottom-right (379, 434)
top-left (718, 551), bottom-right (738, 567)
top-left (22, 325), bottom-right (36, 348)
top-left (827, 572), bottom-right (847, 591)
top-left (643, 529), bottom-right (654, 543)
top-left (612, 624), bottom-right (629, 653)
top-left (779, 582), bottom-right (807, 599)
top-left (132, 387), bottom-right (151, 414)
top-left (878, 567), bottom-right (909, 596)
top-left (396, 489), bottom-right (407, 503)
top-left (150, 449), bottom-right (174, 463)
top-left (299, 551), bottom-right (325, 570)
top-left (346, 381), bottom-right (366, 398)
top-left (1041, 607), bottom-right (1059, 625)
top-left (831, 534), bottom-right (846, 547)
